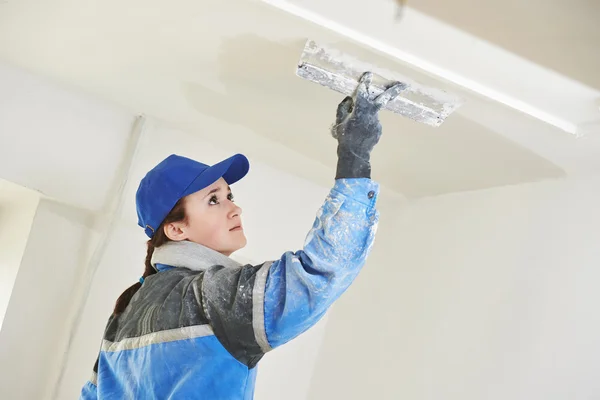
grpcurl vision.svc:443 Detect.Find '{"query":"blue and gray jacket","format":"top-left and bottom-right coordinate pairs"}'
top-left (80, 178), bottom-right (379, 399)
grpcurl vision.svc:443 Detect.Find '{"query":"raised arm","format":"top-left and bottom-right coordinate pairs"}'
top-left (201, 73), bottom-right (406, 364)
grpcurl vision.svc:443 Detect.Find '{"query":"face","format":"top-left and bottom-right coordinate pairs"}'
top-left (163, 177), bottom-right (246, 256)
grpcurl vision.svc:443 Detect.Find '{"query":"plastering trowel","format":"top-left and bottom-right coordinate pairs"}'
top-left (296, 40), bottom-right (463, 127)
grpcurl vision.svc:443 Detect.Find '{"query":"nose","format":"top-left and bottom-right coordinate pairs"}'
top-left (228, 201), bottom-right (242, 219)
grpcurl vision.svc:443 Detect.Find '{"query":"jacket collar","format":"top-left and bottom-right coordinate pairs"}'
top-left (150, 240), bottom-right (241, 271)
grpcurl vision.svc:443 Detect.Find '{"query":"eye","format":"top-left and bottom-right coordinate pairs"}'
top-left (228, 192), bottom-right (235, 202)
top-left (208, 195), bottom-right (219, 205)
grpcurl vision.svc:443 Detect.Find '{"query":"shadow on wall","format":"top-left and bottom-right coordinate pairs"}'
top-left (183, 34), bottom-right (567, 198)
top-left (182, 35), bottom-right (341, 172)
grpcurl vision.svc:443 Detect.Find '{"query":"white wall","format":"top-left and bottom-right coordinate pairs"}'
top-left (0, 61), bottom-right (136, 399)
top-left (55, 120), bottom-right (334, 400)
top-left (0, 199), bottom-right (97, 400)
top-left (0, 61), bottom-right (135, 212)
top-left (308, 175), bottom-right (600, 400)
top-left (0, 180), bottom-right (39, 330)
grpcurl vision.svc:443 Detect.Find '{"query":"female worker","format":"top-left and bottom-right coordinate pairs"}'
top-left (80, 72), bottom-right (405, 399)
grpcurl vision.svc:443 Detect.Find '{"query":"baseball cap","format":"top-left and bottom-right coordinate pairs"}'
top-left (136, 153), bottom-right (249, 238)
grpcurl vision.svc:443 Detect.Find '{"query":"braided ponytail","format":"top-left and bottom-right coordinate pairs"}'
top-left (113, 198), bottom-right (187, 314)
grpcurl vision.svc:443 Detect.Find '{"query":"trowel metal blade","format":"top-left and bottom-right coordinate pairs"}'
top-left (296, 39), bottom-right (463, 127)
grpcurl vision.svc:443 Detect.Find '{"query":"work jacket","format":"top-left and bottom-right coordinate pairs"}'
top-left (80, 178), bottom-right (380, 399)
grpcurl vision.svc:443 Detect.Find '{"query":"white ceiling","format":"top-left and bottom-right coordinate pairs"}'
top-left (0, 0), bottom-right (598, 198)
top-left (409, 0), bottom-right (600, 90)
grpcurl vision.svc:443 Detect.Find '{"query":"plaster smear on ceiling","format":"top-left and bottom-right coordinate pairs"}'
top-left (183, 34), bottom-right (566, 197)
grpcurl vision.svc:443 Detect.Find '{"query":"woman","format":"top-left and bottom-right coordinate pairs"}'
top-left (80, 72), bottom-right (404, 399)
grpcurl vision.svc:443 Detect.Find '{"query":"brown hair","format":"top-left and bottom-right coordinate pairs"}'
top-left (113, 198), bottom-right (187, 314)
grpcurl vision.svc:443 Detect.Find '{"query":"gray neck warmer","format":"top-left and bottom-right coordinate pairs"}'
top-left (150, 240), bottom-right (241, 271)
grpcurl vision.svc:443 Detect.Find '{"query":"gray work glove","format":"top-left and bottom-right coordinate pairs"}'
top-left (332, 72), bottom-right (407, 179)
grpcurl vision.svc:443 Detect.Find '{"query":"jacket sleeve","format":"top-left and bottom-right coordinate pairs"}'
top-left (201, 178), bottom-right (379, 364)
top-left (260, 178), bottom-right (379, 348)
top-left (79, 376), bottom-right (98, 399)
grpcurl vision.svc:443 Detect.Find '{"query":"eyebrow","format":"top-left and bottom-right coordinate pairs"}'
top-left (204, 185), bottom-right (232, 198)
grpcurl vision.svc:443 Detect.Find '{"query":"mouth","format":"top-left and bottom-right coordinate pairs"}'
top-left (229, 225), bottom-right (243, 232)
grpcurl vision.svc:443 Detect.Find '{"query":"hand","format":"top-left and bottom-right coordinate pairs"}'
top-left (331, 72), bottom-right (406, 179)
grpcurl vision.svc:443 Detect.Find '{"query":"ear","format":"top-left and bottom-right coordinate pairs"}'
top-left (163, 221), bottom-right (188, 242)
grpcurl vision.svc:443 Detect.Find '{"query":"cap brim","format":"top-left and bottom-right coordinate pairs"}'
top-left (182, 153), bottom-right (249, 197)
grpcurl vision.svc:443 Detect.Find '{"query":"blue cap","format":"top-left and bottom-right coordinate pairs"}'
top-left (136, 153), bottom-right (250, 238)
